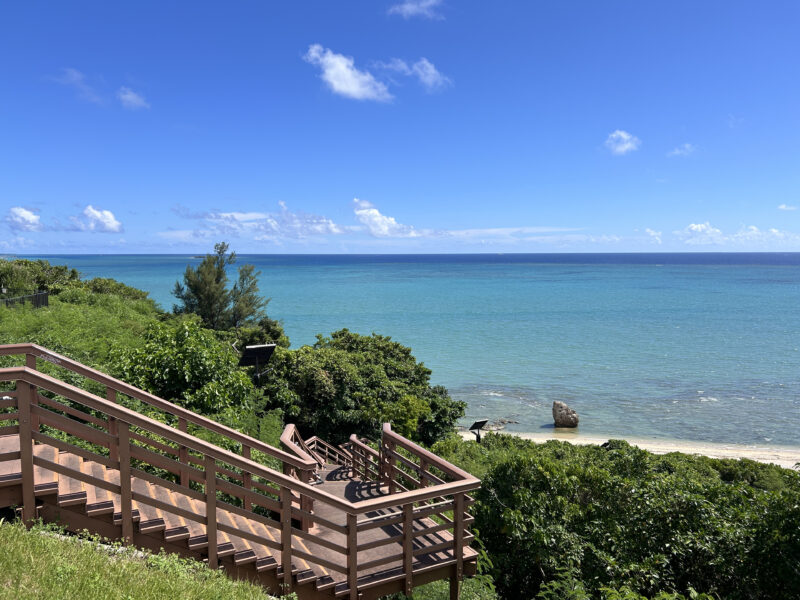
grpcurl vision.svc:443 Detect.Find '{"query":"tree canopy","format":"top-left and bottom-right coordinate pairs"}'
top-left (263, 329), bottom-right (465, 445)
top-left (172, 242), bottom-right (266, 330)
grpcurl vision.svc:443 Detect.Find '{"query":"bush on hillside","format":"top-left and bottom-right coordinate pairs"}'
top-left (434, 435), bottom-right (800, 600)
top-left (263, 329), bottom-right (465, 445)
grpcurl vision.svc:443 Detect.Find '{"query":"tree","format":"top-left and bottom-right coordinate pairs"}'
top-left (172, 242), bottom-right (267, 330)
top-left (262, 329), bottom-right (465, 445)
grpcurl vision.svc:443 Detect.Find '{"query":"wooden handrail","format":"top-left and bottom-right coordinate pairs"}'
top-left (0, 366), bottom-right (481, 513)
top-left (0, 343), bottom-right (316, 472)
top-left (280, 424), bottom-right (324, 468)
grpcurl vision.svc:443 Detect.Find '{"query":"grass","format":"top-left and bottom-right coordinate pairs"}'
top-left (0, 519), bottom-right (288, 600)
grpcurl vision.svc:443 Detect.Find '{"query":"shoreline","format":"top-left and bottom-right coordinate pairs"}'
top-left (459, 430), bottom-right (800, 470)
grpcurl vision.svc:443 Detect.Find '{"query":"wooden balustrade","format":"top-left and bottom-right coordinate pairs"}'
top-left (0, 345), bottom-right (480, 600)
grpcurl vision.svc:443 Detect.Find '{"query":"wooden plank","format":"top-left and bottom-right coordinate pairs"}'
top-left (347, 512), bottom-right (358, 600)
top-left (18, 383), bottom-right (35, 522)
top-left (82, 459), bottom-right (114, 516)
top-left (37, 394), bottom-right (106, 428)
top-left (205, 455), bottom-right (218, 569)
top-left (281, 486), bottom-right (293, 591)
top-left (133, 478), bottom-right (165, 533)
top-left (34, 407), bottom-right (114, 448)
top-left (32, 444), bottom-right (58, 495)
top-left (32, 432), bottom-right (115, 468)
top-left (57, 451), bottom-right (86, 507)
top-left (119, 422), bottom-right (134, 543)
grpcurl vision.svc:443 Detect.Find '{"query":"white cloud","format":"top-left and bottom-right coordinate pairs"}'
top-left (778, 204), bottom-right (797, 211)
top-left (388, 0), bottom-right (443, 19)
top-left (674, 222), bottom-right (725, 245)
top-left (170, 203), bottom-right (345, 241)
top-left (674, 222), bottom-right (800, 247)
top-left (54, 68), bottom-right (103, 104)
top-left (304, 44), bottom-right (392, 102)
top-left (667, 143), bottom-right (695, 157)
top-left (353, 199), bottom-right (419, 237)
top-left (4, 207), bottom-right (42, 232)
top-left (379, 58), bottom-right (451, 92)
top-left (645, 228), bottom-right (662, 244)
top-left (605, 130), bottom-right (641, 155)
top-left (80, 205), bottom-right (123, 232)
top-left (117, 86), bottom-right (150, 110)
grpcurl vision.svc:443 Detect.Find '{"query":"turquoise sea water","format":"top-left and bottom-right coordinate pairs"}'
top-left (19, 254), bottom-right (800, 447)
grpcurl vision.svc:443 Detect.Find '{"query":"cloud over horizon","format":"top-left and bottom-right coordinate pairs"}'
top-left (4, 207), bottom-right (42, 232)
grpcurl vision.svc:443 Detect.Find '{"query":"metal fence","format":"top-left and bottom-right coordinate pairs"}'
top-left (1, 291), bottom-right (49, 308)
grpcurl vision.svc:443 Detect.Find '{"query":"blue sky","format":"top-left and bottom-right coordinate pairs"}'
top-left (2, 1), bottom-right (799, 253)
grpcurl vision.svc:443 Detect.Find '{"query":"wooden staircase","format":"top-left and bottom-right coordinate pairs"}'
top-left (0, 344), bottom-right (480, 600)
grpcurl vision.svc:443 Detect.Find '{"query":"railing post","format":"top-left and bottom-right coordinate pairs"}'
top-left (450, 492), bottom-right (464, 600)
top-left (17, 379), bottom-right (35, 525)
top-left (297, 468), bottom-right (314, 531)
top-left (241, 444), bottom-right (252, 512)
top-left (118, 422), bottom-right (133, 544)
top-left (347, 512), bottom-right (358, 600)
top-left (419, 458), bottom-right (428, 487)
top-left (403, 503), bottom-right (414, 597)
top-left (205, 454), bottom-right (218, 569)
top-left (178, 418), bottom-right (189, 487)
top-left (280, 486), bottom-right (293, 591)
top-left (24, 354), bottom-right (40, 433)
top-left (382, 439), bottom-right (396, 492)
top-left (107, 387), bottom-right (118, 463)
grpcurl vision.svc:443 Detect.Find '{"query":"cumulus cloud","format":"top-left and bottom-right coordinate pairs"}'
top-left (645, 228), bottom-right (662, 244)
top-left (605, 130), bottom-right (641, 155)
top-left (304, 44), bottom-right (392, 102)
top-left (667, 143), bottom-right (695, 157)
top-left (117, 86), bottom-right (150, 110)
top-left (377, 58), bottom-right (451, 92)
top-left (353, 199), bottom-right (419, 237)
top-left (74, 205), bottom-right (123, 232)
top-left (166, 202), bottom-right (345, 242)
top-left (4, 207), bottom-right (42, 232)
top-left (674, 222), bottom-right (800, 247)
top-left (53, 68), bottom-right (103, 104)
top-left (674, 222), bottom-right (725, 245)
top-left (388, 0), bottom-right (443, 19)
top-left (778, 204), bottom-right (797, 211)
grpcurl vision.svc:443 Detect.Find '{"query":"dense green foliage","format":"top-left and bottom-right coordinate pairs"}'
top-left (0, 520), bottom-right (285, 600)
top-left (173, 242), bottom-right (267, 330)
top-left (434, 434), bottom-right (800, 600)
top-left (111, 317), bottom-right (255, 414)
top-left (263, 329), bottom-right (465, 445)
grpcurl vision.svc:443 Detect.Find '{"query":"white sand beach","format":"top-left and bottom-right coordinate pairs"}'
top-left (459, 430), bottom-right (800, 470)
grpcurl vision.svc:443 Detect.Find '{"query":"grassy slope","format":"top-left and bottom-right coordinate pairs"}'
top-left (0, 520), bottom-right (285, 600)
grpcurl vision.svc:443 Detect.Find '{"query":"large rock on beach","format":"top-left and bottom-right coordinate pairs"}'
top-left (552, 401), bottom-right (579, 428)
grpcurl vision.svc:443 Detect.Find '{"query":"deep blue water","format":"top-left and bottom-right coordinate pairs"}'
top-left (17, 253), bottom-right (800, 447)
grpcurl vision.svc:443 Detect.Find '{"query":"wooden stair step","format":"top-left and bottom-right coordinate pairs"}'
top-left (82, 460), bottom-right (114, 516)
top-left (0, 435), bottom-right (21, 486)
top-left (216, 507), bottom-right (256, 566)
top-left (104, 467), bottom-right (141, 524)
top-left (57, 451), bottom-right (86, 507)
top-left (132, 478), bottom-right (165, 534)
top-left (187, 498), bottom-right (235, 557)
top-left (148, 484), bottom-right (190, 542)
top-left (33, 444), bottom-right (58, 495)
top-left (229, 512), bottom-right (278, 571)
top-left (169, 490), bottom-right (206, 542)
top-left (247, 519), bottom-right (279, 573)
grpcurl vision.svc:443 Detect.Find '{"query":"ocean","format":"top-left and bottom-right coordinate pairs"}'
top-left (18, 253), bottom-right (800, 447)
